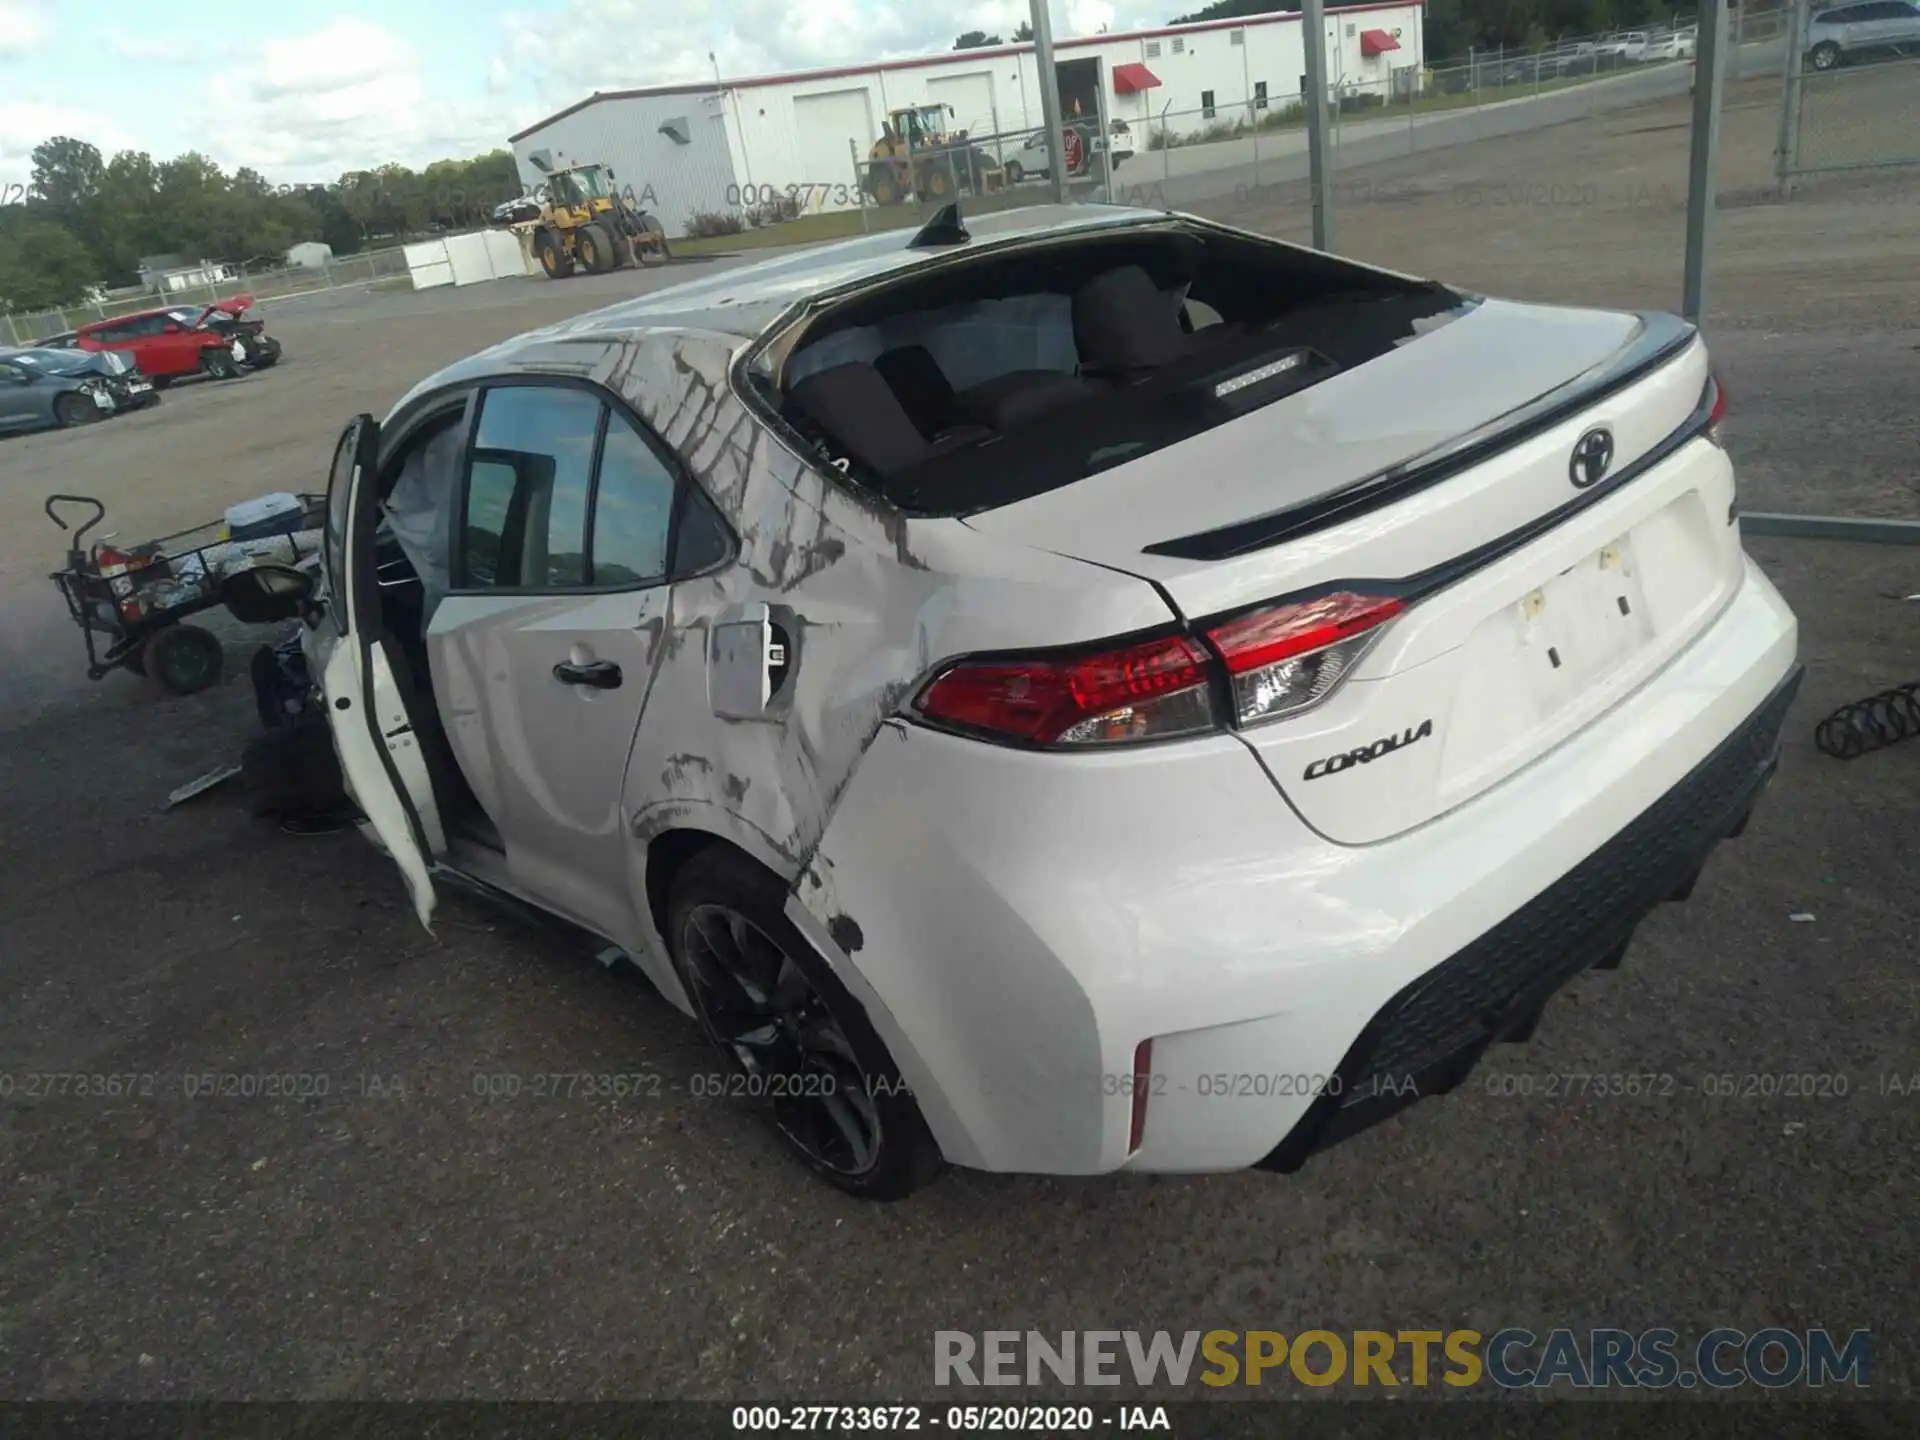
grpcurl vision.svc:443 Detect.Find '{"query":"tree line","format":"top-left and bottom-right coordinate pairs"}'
top-left (0, 137), bottom-right (522, 312)
top-left (955, 22), bottom-right (1035, 48)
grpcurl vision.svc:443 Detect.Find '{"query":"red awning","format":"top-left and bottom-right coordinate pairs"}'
top-left (1112, 62), bottom-right (1162, 95)
top-left (1359, 29), bottom-right (1401, 56)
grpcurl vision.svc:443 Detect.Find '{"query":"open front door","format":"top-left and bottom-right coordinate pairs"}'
top-left (320, 414), bottom-right (446, 928)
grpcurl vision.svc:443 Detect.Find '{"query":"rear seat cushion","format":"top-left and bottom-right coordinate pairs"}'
top-left (953, 370), bottom-right (1092, 431)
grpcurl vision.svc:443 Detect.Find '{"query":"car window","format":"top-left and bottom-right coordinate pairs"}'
top-left (456, 385), bottom-right (718, 592)
top-left (460, 386), bottom-right (601, 590)
top-left (590, 412), bottom-right (677, 586)
top-left (0, 362), bottom-right (26, 384)
top-left (672, 483), bottom-right (732, 575)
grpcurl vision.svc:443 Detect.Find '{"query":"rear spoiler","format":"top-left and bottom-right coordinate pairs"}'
top-left (1142, 312), bottom-right (1700, 562)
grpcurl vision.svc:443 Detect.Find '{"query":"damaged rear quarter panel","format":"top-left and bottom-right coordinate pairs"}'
top-left (608, 330), bottom-right (1173, 1043)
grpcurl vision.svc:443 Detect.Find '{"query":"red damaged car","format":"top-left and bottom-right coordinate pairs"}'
top-left (166, 295), bottom-right (282, 370)
top-left (73, 295), bottom-right (281, 388)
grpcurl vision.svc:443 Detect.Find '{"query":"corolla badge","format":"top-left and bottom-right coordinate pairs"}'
top-left (1302, 719), bottom-right (1434, 781)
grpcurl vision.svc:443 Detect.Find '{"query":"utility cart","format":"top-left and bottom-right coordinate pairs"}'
top-left (46, 492), bottom-right (325, 696)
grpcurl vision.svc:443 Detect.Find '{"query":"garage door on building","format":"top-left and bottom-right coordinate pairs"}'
top-left (793, 89), bottom-right (874, 204)
top-left (927, 72), bottom-right (998, 144)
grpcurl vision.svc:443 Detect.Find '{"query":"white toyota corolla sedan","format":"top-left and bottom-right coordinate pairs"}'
top-left (229, 203), bottom-right (1800, 1198)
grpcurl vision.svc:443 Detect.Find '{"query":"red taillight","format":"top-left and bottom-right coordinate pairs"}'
top-left (1706, 374), bottom-right (1728, 446)
top-left (1205, 591), bottom-right (1404, 728)
top-left (916, 633), bottom-right (1216, 747)
top-left (1207, 591), bottom-right (1406, 674)
top-left (1129, 1039), bottom-right (1153, 1154)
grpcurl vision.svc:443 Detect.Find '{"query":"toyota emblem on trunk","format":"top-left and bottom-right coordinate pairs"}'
top-left (1569, 426), bottom-right (1616, 488)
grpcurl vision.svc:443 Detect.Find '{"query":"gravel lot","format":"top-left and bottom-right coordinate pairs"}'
top-left (1, 74), bottom-right (1916, 1408)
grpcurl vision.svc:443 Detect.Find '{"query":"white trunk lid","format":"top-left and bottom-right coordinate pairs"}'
top-left (965, 301), bottom-right (1744, 843)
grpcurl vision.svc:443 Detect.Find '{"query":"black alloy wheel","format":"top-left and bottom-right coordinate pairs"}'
top-left (667, 847), bottom-right (942, 1198)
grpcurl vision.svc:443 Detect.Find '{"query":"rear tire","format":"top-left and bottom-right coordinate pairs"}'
top-left (666, 845), bottom-right (945, 1201)
top-left (144, 623), bottom-right (224, 696)
top-left (54, 393), bottom-right (100, 428)
top-left (1809, 41), bottom-right (1842, 70)
top-left (1005, 160), bottom-right (1025, 184)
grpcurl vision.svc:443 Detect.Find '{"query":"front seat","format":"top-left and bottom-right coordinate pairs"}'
top-left (789, 361), bottom-right (990, 478)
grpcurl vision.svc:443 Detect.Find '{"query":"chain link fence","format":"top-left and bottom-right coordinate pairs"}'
top-left (2, 246), bottom-right (412, 348)
top-left (683, 9), bottom-right (1793, 249)
top-left (1779, 49), bottom-right (1920, 184)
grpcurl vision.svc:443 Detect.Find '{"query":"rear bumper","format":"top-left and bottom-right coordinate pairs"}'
top-left (1258, 656), bottom-right (1800, 1172)
top-left (789, 556), bottom-right (1798, 1175)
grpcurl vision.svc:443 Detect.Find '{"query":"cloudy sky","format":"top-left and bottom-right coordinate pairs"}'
top-left (0, 0), bottom-right (1169, 190)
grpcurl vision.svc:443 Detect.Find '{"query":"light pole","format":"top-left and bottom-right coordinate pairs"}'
top-left (1028, 0), bottom-right (1070, 204)
top-left (1301, 0), bottom-right (1334, 249)
top-left (1681, 0), bottom-right (1731, 321)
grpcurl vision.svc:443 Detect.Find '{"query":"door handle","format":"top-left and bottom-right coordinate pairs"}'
top-left (553, 659), bottom-right (622, 689)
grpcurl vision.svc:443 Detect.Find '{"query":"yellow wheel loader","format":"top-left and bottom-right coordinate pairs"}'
top-left (863, 105), bottom-right (1004, 207)
top-left (501, 157), bottom-right (670, 279)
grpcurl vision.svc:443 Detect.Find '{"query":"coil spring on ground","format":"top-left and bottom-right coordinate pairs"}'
top-left (1814, 681), bottom-right (1920, 759)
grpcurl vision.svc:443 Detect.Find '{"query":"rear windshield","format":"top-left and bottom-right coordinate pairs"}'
top-left (771, 225), bottom-right (1463, 517)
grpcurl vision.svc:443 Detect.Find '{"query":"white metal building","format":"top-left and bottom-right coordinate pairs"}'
top-left (509, 2), bottom-right (1426, 238)
top-left (286, 241), bottom-right (335, 269)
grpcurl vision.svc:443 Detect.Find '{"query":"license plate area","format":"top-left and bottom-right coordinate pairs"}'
top-left (1517, 536), bottom-right (1655, 704)
top-left (1437, 524), bottom-right (1675, 806)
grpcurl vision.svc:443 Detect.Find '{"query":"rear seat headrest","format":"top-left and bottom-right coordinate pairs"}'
top-left (874, 345), bottom-right (957, 438)
top-left (1073, 264), bottom-right (1187, 374)
top-left (788, 361), bottom-right (937, 476)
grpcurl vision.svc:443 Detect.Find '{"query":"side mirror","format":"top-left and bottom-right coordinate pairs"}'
top-left (164, 322), bottom-right (182, 333)
top-left (220, 563), bottom-right (315, 624)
